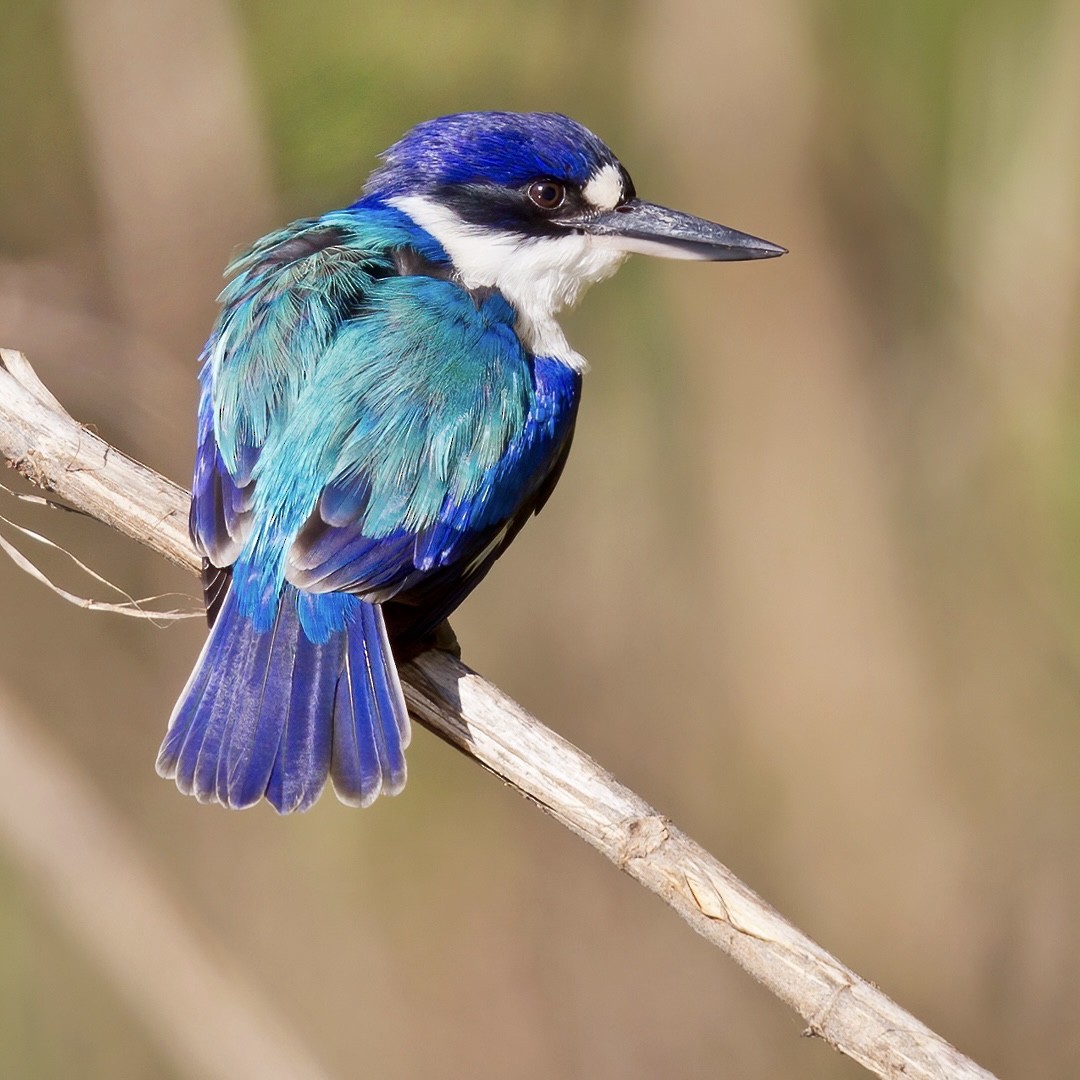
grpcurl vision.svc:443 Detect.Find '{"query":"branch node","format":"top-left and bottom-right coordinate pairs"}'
top-left (806, 979), bottom-right (855, 1039)
top-left (10, 450), bottom-right (56, 492)
top-left (617, 814), bottom-right (670, 864)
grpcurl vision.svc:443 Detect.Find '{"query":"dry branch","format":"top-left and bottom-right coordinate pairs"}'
top-left (0, 348), bottom-right (996, 1080)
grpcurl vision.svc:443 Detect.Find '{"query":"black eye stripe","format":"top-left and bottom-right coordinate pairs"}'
top-left (431, 179), bottom-right (589, 238)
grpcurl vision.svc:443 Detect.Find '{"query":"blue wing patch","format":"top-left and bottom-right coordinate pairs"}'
top-left (283, 350), bottom-right (578, 658)
top-left (190, 206), bottom-right (581, 646)
top-left (189, 206), bottom-right (446, 569)
top-left (190, 369), bottom-right (259, 566)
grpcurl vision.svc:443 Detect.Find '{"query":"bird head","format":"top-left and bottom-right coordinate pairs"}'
top-left (362, 112), bottom-right (784, 365)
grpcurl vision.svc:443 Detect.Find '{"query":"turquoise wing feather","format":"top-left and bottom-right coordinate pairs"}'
top-left (191, 207), bottom-right (580, 642)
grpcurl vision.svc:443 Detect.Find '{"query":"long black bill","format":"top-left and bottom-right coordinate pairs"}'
top-left (567, 198), bottom-right (786, 261)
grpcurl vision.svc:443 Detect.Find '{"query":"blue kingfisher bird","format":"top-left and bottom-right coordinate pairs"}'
top-left (157, 111), bottom-right (785, 813)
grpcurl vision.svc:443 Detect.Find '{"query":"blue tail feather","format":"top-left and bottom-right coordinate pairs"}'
top-left (330, 602), bottom-right (410, 806)
top-left (262, 628), bottom-right (337, 812)
top-left (158, 584), bottom-right (410, 812)
top-left (331, 655), bottom-right (382, 807)
top-left (205, 600), bottom-right (288, 803)
top-left (219, 598), bottom-right (329, 810)
top-left (361, 602), bottom-right (409, 792)
top-left (164, 591), bottom-right (265, 799)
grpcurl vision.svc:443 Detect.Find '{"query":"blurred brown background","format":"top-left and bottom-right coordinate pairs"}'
top-left (2, 1), bottom-right (1079, 1077)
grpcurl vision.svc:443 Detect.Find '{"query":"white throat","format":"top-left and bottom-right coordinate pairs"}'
top-left (389, 193), bottom-right (628, 371)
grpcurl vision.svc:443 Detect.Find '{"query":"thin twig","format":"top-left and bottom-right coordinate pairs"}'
top-left (0, 511), bottom-right (201, 621)
top-left (0, 348), bottom-right (997, 1080)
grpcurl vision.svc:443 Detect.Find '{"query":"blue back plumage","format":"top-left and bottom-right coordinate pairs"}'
top-left (207, 207), bottom-right (445, 473)
top-left (167, 155), bottom-right (583, 813)
top-left (193, 206), bottom-right (577, 632)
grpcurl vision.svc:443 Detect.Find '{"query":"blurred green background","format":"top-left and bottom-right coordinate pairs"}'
top-left (2, 1), bottom-right (1079, 1076)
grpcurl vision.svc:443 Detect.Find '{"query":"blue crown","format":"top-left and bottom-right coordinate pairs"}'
top-left (363, 111), bottom-right (621, 196)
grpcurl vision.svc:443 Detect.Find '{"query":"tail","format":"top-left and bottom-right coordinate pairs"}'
top-left (157, 585), bottom-right (410, 812)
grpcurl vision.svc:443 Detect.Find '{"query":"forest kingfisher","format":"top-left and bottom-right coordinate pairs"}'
top-left (157, 111), bottom-right (785, 813)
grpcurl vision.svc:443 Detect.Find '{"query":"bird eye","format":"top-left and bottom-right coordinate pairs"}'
top-left (527, 179), bottom-right (566, 210)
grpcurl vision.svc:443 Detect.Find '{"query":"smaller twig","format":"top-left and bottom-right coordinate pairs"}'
top-left (0, 479), bottom-right (94, 515)
top-left (0, 511), bottom-right (200, 622)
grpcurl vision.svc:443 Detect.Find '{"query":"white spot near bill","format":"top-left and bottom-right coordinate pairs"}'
top-left (582, 163), bottom-right (624, 211)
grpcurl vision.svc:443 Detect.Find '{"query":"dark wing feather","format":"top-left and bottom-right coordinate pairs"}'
top-left (281, 343), bottom-right (581, 647)
top-left (188, 207), bottom-right (447, 580)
